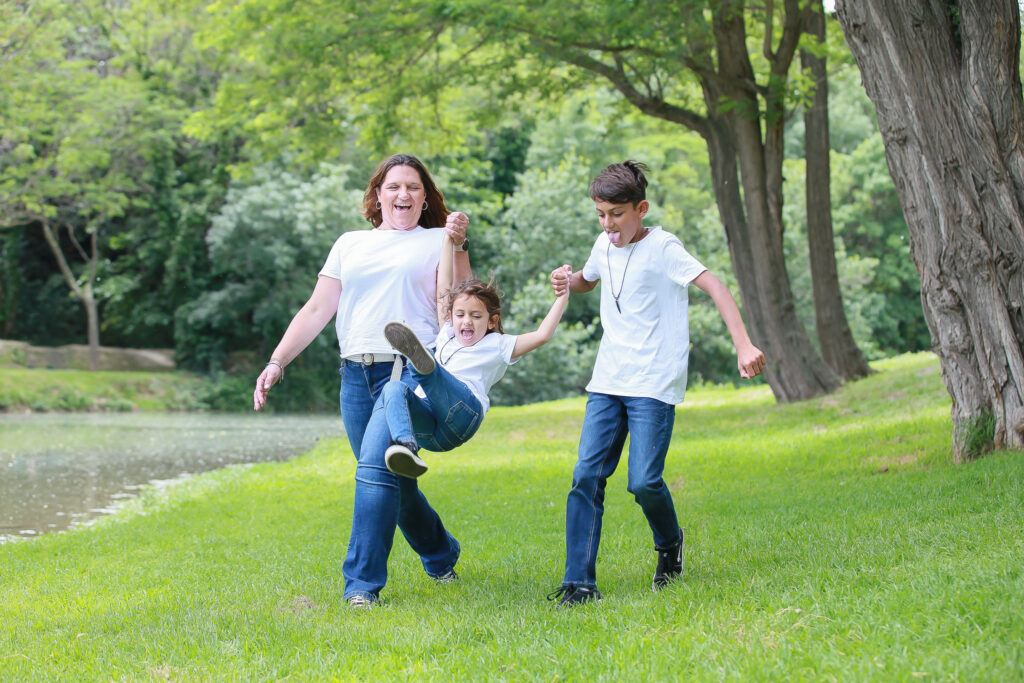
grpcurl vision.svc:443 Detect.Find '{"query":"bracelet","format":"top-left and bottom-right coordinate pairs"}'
top-left (266, 359), bottom-right (285, 378)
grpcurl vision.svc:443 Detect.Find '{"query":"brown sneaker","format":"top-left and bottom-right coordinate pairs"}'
top-left (384, 321), bottom-right (436, 374)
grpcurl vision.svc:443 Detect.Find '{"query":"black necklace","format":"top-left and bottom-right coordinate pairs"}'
top-left (606, 240), bottom-right (639, 314)
top-left (438, 336), bottom-right (466, 365)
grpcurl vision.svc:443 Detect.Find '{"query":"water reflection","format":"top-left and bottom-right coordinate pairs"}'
top-left (0, 413), bottom-right (343, 542)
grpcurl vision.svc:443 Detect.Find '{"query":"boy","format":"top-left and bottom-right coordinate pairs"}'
top-left (548, 160), bottom-right (765, 607)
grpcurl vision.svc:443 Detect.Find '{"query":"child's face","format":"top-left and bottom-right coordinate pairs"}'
top-left (451, 294), bottom-right (498, 347)
top-left (594, 199), bottom-right (649, 247)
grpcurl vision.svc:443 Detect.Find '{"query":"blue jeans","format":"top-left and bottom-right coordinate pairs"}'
top-left (338, 359), bottom-right (460, 600)
top-left (562, 392), bottom-right (682, 588)
top-left (381, 362), bottom-right (482, 452)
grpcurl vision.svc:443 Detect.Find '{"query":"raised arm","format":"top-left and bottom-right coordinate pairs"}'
top-left (253, 275), bottom-right (341, 410)
top-left (551, 264), bottom-right (597, 296)
top-left (692, 270), bottom-right (765, 379)
top-left (513, 266), bottom-right (571, 359)
top-left (437, 232), bottom-right (454, 326)
top-left (445, 211), bottom-right (472, 284)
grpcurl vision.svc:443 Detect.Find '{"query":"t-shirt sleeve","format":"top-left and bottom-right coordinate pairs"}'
top-left (580, 237), bottom-right (603, 282)
top-left (319, 235), bottom-right (345, 280)
top-left (663, 234), bottom-right (707, 287)
top-left (500, 333), bottom-right (520, 365)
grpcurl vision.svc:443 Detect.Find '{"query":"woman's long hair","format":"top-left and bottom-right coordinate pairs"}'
top-left (361, 153), bottom-right (451, 229)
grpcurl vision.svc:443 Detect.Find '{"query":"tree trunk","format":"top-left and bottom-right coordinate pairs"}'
top-left (836, 0), bottom-right (1024, 460)
top-left (40, 220), bottom-right (101, 370)
top-left (802, 0), bottom-right (873, 381)
top-left (710, 3), bottom-right (841, 401)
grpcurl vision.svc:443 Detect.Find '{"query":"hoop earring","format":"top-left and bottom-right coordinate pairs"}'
top-left (422, 201), bottom-right (428, 211)
top-left (375, 200), bottom-right (381, 210)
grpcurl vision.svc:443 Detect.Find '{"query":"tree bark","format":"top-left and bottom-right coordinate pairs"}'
top-left (802, 0), bottom-right (873, 381)
top-left (836, 0), bottom-right (1024, 460)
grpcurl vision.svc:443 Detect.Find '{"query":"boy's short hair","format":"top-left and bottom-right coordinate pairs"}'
top-left (589, 160), bottom-right (650, 205)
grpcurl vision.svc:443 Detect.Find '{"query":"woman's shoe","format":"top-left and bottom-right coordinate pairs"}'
top-left (384, 321), bottom-right (436, 374)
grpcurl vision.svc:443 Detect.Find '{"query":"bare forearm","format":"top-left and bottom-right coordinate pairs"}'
top-left (570, 272), bottom-right (597, 293)
top-left (453, 250), bottom-right (472, 284)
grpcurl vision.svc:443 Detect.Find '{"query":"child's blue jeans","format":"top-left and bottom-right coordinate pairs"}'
top-left (380, 361), bottom-right (483, 453)
top-left (562, 392), bottom-right (682, 588)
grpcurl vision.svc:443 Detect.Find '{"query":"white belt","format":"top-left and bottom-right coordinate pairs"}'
top-left (344, 353), bottom-right (397, 365)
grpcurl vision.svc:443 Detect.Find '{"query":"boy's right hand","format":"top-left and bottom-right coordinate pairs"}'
top-left (551, 264), bottom-right (572, 297)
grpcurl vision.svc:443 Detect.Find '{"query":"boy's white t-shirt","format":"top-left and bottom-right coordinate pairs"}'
top-left (319, 227), bottom-right (445, 357)
top-left (580, 226), bottom-right (707, 405)
top-left (432, 321), bottom-right (518, 414)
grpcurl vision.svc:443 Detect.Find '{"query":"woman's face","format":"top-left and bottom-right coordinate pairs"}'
top-left (376, 165), bottom-right (426, 231)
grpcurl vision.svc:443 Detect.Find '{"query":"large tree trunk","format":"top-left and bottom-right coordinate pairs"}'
top-left (709, 2), bottom-right (841, 401)
top-left (802, 0), bottom-right (873, 381)
top-left (836, 0), bottom-right (1024, 460)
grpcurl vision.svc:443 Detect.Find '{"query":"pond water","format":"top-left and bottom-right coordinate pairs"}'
top-left (0, 413), bottom-right (344, 542)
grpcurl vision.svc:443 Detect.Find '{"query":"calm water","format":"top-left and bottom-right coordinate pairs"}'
top-left (0, 413), bottom-right (344, 542)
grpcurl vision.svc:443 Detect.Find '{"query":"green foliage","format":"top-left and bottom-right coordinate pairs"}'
top-left (0, 368), bottom-right (207, 412)
top-left (3, 354), bottom-right (1023, 680)
top-left (956, 410), bottom-right (996, 462)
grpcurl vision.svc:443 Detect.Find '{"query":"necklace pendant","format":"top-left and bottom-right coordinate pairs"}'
top-left (614, 299), bottom-right (622, 314)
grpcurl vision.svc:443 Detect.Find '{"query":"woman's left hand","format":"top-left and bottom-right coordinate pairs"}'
top-left (445, 211), bottom-right (469, 246)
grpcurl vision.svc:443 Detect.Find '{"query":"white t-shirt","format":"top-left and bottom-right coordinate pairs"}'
top-left (433, 321), bottom-right (518, 414)
top-left (581, 226), bottom-right (707, 405)
top-left (319, 227), bottom-right (445, 357)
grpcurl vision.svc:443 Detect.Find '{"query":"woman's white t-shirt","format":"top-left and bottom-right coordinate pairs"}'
top-left (319, 227), bottom-right (445, 357)
top-left (580, 226), bottom-right (706, 405)
top-left (433, 321), bottom-right (518, 414)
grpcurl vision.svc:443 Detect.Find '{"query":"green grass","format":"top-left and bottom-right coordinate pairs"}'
top-left (2, 352), bottom-right (1022, 680)
top-left (0, 368), bottom-right (207, 412)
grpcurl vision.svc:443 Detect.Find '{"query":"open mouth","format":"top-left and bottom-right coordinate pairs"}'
top-left (459, 328), bottom-right (476, 343)
top-left (607, 230), bottom-right (621, 245)
top-left (394, 202), bottom-right (413, 213)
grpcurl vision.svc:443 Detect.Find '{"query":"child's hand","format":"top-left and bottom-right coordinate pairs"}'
top-left (551, 264), bottom-right (572, 297)
top-left (737, 344), bottom-right (766, 379)
top-left (445, 211), bottom-right (469, 246)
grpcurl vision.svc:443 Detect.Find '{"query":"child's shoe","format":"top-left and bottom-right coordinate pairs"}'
top-left (385, 441), bottom-right (428, 478)
top-left (652, 529), bottom-right (685, 590)
top-left (384, 321), bottom-right (436, 374)
top-left (546, 584), bottom-right (602, 609)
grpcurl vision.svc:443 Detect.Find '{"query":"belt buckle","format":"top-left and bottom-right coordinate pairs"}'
top-left (361, 353), bottom-right (375, 365)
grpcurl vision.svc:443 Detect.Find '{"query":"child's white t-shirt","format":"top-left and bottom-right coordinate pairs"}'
top-left (319, 227), bottom-right (445, 357)
top-left (580, 226), bottom-right (706, 405)
top-left (433, 321), bottom-right (518, 414)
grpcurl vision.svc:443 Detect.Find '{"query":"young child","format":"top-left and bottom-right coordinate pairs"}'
top-left (547, 160), bottom-right (765, 608)
top-left (380, 233), bottom-right (570, 478)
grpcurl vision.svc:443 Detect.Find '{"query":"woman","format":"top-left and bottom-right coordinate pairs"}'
top-left (253, 153), bottom-right (471, 608)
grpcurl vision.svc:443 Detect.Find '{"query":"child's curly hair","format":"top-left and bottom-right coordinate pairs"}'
top-left (443, 278), bottom-right (504, 334)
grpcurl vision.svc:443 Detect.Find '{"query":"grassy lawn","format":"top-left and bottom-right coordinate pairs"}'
top-left (1, 352), bottom-right (1022, 680)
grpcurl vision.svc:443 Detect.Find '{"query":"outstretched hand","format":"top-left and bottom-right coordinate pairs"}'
top-left (550, 264), bottom-right (572, 297)
top-left (253, 364), bottom-right (282, 411)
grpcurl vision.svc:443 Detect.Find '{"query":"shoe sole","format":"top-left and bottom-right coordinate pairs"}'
top-left (385, 444), bottom-right (429, 478)
top-left (384, 321), bottom-right (436, 374)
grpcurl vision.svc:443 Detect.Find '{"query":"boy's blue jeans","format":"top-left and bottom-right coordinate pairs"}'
top-left (338, 359), bottom-right (461, 601)
top-left (381, 361), bottom-right (483, 452)
top-left (562, 392), bottom-right (682, 588)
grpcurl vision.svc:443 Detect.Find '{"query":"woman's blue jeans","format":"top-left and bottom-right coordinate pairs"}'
top-left (339, 359), bottom-right (460, 600)
top-left (381, 361), bottom-right (482, 452)
top-left (562, 392), bottom-right (682, 588)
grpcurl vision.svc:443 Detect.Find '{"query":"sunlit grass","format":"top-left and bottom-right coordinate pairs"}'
top-left (1, 352), bottom-right (1021, 680)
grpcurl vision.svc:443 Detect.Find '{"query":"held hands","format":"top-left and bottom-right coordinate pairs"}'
top-left (737, 344), bottom-right (766, 379)
top-left (445, 211), bottom-right (469, 246)
top-left (550, 264), bottom-right (573, 297)
top-left (253, 364), bottom-right (283, 411)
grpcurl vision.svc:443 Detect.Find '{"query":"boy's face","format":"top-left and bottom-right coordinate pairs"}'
top-left (594, 199), bottom-right (649, 247)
